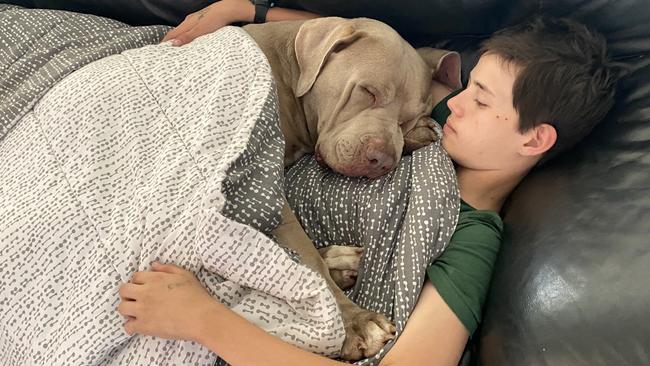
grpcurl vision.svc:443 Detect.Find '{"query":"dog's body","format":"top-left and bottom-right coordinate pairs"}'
top-left (243, 17), bottom-right (461, 360)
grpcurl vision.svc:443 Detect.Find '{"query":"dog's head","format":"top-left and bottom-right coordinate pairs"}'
top-left (295, 17), bottom-right (461, 178)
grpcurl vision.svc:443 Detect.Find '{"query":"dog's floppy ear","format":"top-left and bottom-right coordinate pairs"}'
top-left (417, 48), bottom-right (462, 91)
top-left (295, 17), bottom-right (363, 97)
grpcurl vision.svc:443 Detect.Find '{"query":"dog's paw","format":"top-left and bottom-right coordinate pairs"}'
top-left (403, 117), bottom-right (441, 154)
top-left (318, 245), bottom-right (363, 290)
top-left (340, 307), bottom-right (396, 361)
top-left (330, 269), bottom-right (358, 290)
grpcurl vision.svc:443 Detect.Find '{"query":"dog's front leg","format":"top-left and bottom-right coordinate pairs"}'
top-left (272, 198), bottom-right (396, 361)
top-left (272, 199), bottom-right (338, 284)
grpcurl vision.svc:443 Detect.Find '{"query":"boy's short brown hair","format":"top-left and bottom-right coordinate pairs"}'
top-left (480, 17), bottom-right (620, 163)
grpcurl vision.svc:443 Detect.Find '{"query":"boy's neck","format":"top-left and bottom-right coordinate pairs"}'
top-left (456, 165), bottom-right (530, 213)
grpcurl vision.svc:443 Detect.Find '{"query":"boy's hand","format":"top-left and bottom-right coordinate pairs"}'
top-left (117, 262), bottom-right (216, 342)
top-left (162, 0), bottom-right (254, 46)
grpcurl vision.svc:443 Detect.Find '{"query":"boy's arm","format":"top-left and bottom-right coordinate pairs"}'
top-left (200, 282), bottom-right (468, 366)
top-left (118, 263), bottom-right (468, 366)
top-left (162, 0), bottom-right (321, 46)
top-left (380, 282), bottom-right (469, 366)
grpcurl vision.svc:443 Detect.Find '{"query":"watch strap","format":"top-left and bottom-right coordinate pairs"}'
top-left (252, 0), bottom-right (273, 24)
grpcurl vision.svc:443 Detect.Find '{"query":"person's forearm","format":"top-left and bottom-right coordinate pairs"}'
top-left (230, 2), bottom-right (321, 23)
top-left (266, 7), bottom-right (321, 22)
top-left (163, 0), bottom-right (322, 46)
top-left (197, 300), bottom-right (349, 366)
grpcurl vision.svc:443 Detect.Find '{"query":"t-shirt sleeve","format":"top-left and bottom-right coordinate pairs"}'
top-left (426, 206), bottom-right (503, 336)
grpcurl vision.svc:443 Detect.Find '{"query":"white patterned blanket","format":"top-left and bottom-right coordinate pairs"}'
top-left (0, 6), bottom-right (343, 365)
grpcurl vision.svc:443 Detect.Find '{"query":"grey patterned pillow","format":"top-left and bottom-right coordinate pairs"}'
top-left (284, 137), bottom-right (460, 365)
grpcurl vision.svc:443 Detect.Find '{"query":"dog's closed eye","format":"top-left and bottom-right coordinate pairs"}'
top-left (348, 85), bottom-right (378, 109)
top-left (359, 86), bottom-right (377, 106)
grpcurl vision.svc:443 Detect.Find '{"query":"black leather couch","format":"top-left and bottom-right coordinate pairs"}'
top-left (7, 1), bottom-right (649, 365)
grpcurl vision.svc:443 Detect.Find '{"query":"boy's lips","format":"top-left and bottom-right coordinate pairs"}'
top-left (443, 119), bottom-right (456, 134)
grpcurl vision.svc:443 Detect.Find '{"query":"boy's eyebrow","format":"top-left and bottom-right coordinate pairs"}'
top-left (469, 73), bottom-right (495, 97)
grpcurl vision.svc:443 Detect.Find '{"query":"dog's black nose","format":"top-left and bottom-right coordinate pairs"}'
top-left (365, 138), bottom-right (395, 178)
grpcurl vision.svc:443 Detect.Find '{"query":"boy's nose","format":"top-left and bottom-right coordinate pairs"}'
top-left (447, 94), bottom-right (463, 118)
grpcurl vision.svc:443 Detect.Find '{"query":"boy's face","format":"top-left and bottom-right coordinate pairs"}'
top-left (442, 53), bottom-right (528, 170)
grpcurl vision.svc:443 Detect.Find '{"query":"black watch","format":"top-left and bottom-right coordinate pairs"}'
top-left (251, 0), bottom-right (275, 24)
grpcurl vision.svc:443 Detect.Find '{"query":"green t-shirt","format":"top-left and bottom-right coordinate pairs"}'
top-left (426, 92), bottom-right (504, 336)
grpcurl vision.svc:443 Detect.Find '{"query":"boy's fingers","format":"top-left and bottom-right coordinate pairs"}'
top-left (174, 11), bottom-right (229, 46)
top-left (117, 301), bottom-right (138, 318)
top-left (123, 318), bottom-right (141, 336)
top-left (162, 16), bottom-right (198, 42)
top-left (118, 283), bottom-right (140, 300)
top-left (171, 24), bottom-right (214, 47)
top-left (130, 271), bottom-right (156, 284)
top-left (169, 34), bottom-right (192, 47)
top-left (161, 30), bottom-right (174, 42)
top-left (151, 261), bottom-right (185, 275)
top-left (130, 272), bottom-right (144, 284)
top-left (162, 26), bottom-right (185, 43)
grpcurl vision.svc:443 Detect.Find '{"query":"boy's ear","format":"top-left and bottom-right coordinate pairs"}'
top-left (521, 123), bottom-right (557, 157)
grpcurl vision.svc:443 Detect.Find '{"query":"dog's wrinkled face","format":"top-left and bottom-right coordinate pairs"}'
top-left (307, 41), bottom-right (432, 178)
top-left (295, 18), bottom-right (456, 178)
